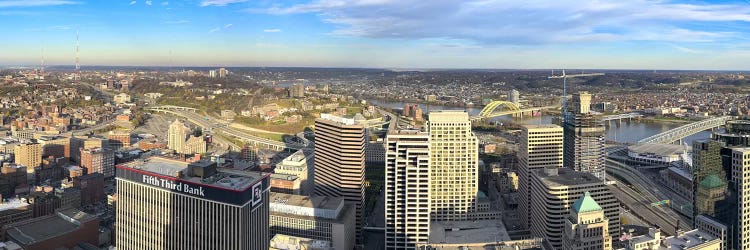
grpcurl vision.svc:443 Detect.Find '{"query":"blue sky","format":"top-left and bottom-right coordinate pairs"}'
top-left (1, 0), bottom-right (750, 69)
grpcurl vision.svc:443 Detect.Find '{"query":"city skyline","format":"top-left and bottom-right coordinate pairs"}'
top-left (1, 0), bottom-right (750, 69)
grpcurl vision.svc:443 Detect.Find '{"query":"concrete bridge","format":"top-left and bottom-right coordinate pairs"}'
top-left (637, 116), bottom-right (734, 144)
top-left (602, 113), bottom-right (643, 122)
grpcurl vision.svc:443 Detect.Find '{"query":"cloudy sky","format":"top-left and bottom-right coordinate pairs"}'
top-left (1, 0), bottom-right (750, 69)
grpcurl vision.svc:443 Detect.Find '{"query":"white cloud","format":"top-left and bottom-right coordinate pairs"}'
top-left (263, 29), bottom-right (281, 33)
top-left (0, 0), bottom-right (79, 7)
top-left (224, 23), bottom-right (233, 28)
top-left (209, 27), bottom-right (220, 33)
top-left (162, 1), bottom-right (168, 5)
top-left (258, 0), bottom-right (750, 45)
top-left (200, 0), bottom-right (247, 7)
top-left (129, 0), bottom-right (136, 5)
top-left (164, 20), bottom-right (189, 24)
top-left (145, 0), bottom-right (152, 5)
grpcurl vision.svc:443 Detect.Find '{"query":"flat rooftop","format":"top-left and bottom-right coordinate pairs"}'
top-left (522, 124), bottom-right (561, 130)
top-left (270, 192), bottom-right (343, 210)
top-left (427, 110), bottom-right (470, 122)
top-left (531, 167), bottom-right (600, 187)
top-left (0, 198), bottom-right (29, 213)
top-left (664, 229), bottom-right (720, 249)
top-left (120, 157), bottom-right (265, 191)
top-left (628, 143), bottom-right (684, 156)
top-left (429, 219), bottom-right (511, 244)
top-left (5, 208), bottom-right (95, 245)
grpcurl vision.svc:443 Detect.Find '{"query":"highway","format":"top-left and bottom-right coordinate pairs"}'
top-left (607, 177), bottom-right (690, 236)
top-left (146, 106), bottom-right (308, 150)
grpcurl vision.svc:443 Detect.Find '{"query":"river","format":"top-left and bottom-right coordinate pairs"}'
top-left (367, 99), bottom-right (712, 145)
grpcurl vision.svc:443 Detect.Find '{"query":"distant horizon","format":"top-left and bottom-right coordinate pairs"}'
top-left (3, 64), bottom-right (750, 73)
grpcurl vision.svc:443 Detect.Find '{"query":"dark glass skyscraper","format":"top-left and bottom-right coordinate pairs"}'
top-left (563, 92), bottom-right (606, 181)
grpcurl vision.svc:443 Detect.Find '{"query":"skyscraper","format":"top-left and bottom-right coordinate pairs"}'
top-left (692, 139), bottom-right (735, 250)
top-left (731, 148), bottom-right (750, 250)
top-left (564, 91), bottom-right (606, 180)
top-left (384, 130), bottom-right (431, 249)
top-left (313, 114), bottom-right (365, 242)
top-left (427, 111), bottom-right (478, 221)
top-left (115, 157), bottom-right (270, 250)
top-left (562, 192), bottom-right (612, 250)
top-left (519, 124), bottom-right (563, 229)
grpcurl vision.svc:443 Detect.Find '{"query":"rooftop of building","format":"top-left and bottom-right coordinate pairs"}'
top-left (318, 113), bottom-right (360, 126)
top-left (522, 124), bottom-right (562, 130)
top-left (628, 143), bottom-right (685, 156)
top-left (663, 229), bottom-right (720, 249)
top-left (572, 192), bottom-right (602, 213)
top-left (0, 198), bottom-right (29, 213)
top-left (429, 219), bottom-right (511, 245)
top-left (118, 157), bottom-right (266, 191)
top-left (270, 173), bottom-right (299, 181)
top-left (531, 167), bottom-right (601, 187)
top-left (4, 208), bottom-right (96, 246)
top-left (279, 150), bottom-right (310, 165)
top-left (427, 110), bottom-right (469, 122)
top-left (270, 192), bottom-right (343, 210)
top-left (270, 234), bottom-right (333, 250)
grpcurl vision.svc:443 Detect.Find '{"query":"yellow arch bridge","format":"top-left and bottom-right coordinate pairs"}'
top-left (471, 101), bottom-right (557, 121)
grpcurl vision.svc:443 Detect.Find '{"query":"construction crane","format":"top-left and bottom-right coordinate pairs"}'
top-left (548, 70), bottom-right (605, 116)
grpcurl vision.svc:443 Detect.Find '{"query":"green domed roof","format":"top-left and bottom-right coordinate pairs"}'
top-left (700, 174), bottom-right (725, 189)
top-left (572, 192), bottom-right (602, 213)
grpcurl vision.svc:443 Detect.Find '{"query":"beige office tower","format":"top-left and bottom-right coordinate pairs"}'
top-left (570, 91), bottom-right (592, 114)
top-left (167, 119), bottom-right (188, 153)
top-left (519, 124), bottom-right (563, 229)
top-left (313, 114), bottom-right (365, 243)
top-left (385, 130), bottom-right (431, 249)
top-left (427, 111), bottom-right (478, 221)
top-left (732, 148), bottom-right (750, 250)
top-left (14, 143), bottom-right (42, 173)
top-left (530, 168), bottom-right (620, 250)
top-left (562, 192), bottom-right (612, 250)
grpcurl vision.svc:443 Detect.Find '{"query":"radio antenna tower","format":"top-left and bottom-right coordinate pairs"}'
top-left (75, 30), bottom-right (80, 81)
top-left (40, 48), bottom-right (45, 75)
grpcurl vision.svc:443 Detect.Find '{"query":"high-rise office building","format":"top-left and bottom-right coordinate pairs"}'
top-left (562, 192), bottom-right (612, 250)
top-left (14, 143), bottom-right (42, 173)
top-left (564, 91), bottom-right (606, 180)
top-left (529, 167), bottom-right (619, 250)
top-left (731, 148), bottom-right (750, 250)
top-left (427, 111), bottom-right (478, 221)
top-left (167, 119), bottom-right (188, 153)
top-left (519, 124), bottom-right (563, 229)
top-left (384, 130), bottom-right (431, 249)
top-left (508, 89), bottom-right (520, 106)
top-left (691, 139), bottom-right (734, 250)
top-left (115, 157), bottom-right (270, 250)
top-left (79, 147), bottom-right (114, 177)
top-left (313, 114), bottom-right (365, 242)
